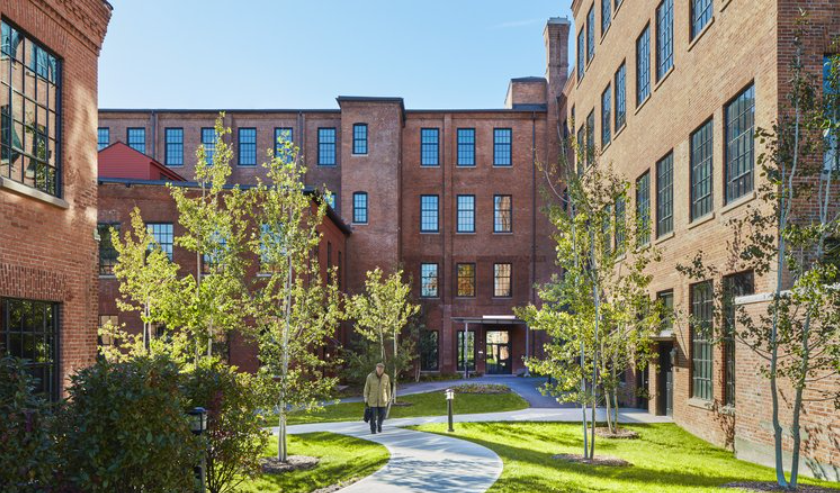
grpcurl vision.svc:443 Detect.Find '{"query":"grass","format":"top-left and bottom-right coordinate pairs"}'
top-left (412, 422), bottom-right (840, 493)
top-left (286, 389), bottom-right (529, 425)
top-left (239, 432), bottom-right (388, 493)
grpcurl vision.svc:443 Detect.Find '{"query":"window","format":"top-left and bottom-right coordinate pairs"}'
top-left (97, 128), bottom-right (110, 151)
top-left (636, 172), bottom-right (651, 246)
top-left (585, 112), bottom-right (595, 164)
top-left (823, 55), bottom-right (839, 173)
top-left (725, 84), bottom-right (756, 203)
top-left (615, 63), bottom-right (627, 130)
top-left (326, 193), bottom-right (337, 210)
top-left (0, 299), bottom-right (59, 400)
top-left (602, 0), bottom-right (612, 34)
top-left (353, 192), bottom-right (368, 224)
top-left (615, 195), bottom-right (626, 251)
top-left (587, 6), bottom-right (595, 63)
top-left (259, 223), bottom-right (286, 270)
top-left (147, 223), bottom-right (174, 260)
top-left (456, 263), bottom-right (476, 297)
top-left (658, 290), bottom-right (674, 333)
top-left (421, 128), bottom-right (439, 166)
top-left (127, 128), bottom-right (146, 154)
top-left (601, 204), bottom-right (612, 254)
top-left (420, 195), bottom-right (439, 233)
top-left (494, 263), bottom-right (512, 297)
top-left (420, 330), bottom-right (439, 371)
top-left (691, 0), bottom-right (713, 40)
top-left (690, 281), bottom-right (714, 401)
top-left (656, 152), bottom-right (674, 237)
top-left (98, 315), bottom-right (118, 347)
top-left (457, 195), bottom-right (475, 233)
top-left (691, 119), bottom-right (714, 220)
top-left (457, 128), bottom-right (475, 166)
top-left (201, 127), bottom-right (216, 165)
top-left (318, 127), bottom-right (336, 166)
top-left (493, 128), bottom-right (512, 166)
top-left (337, 251), bottom-right (342, 290)
top-left (353, 123), bottom-right (368, 155)
top-left (723, 271), bottom-right (754, 407)
top-left (238, 128), bottom-right (256, 166)
top-left (656, 0), bottom-right (674, 81)
top-left (420, 263), bottom-right (439, 298)
top-left (457, 330), bottom-right (476, 371)
top-left (98, 223), bottom-right (120, 275)
top-left (636, 25), bottom-right (651, 106)
top-left (602, 84), bottom-right (612, 147)
top-left (494, 195), bottom-right (512, 233)
top-left (202, 234), bottom-right (227, 275)
top-left (274, 127), bottom-right (293, 160)
top-left (1, 21), bottom-right (62, 197)
top-left (165, 128), bottom-right (183, 166)
top-left (577, 28), bottom-right (586, 82)
top-left (577, 125), bottom-right (586, 171)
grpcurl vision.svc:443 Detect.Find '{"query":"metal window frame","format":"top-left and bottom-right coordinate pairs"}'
top-left (494, 194), bottom-right (513, 233)
top-left (455, 262), bottom-right (476, 298)
top-left (0, 297), bottom-right (61, 401)
top-left (237, 127), bottom-right (257, 166)
top-left (656, 0), bottom-right (674, 81)
top-left (318, 127), bottom-right (337, 166)
top-left (615, 62), bottom-right (627, 130)
top-left (690, 280), bottom-right (714, 401)
top-left (493, 262), bottom-right (512, 298)
top-left (164, 127), bottom-right (184, 166)
top-left (690, 118), bottom-right (714, 220)
top-left (456, 194), bottom-right (476, 233)
top-left (420, 194), bottom-right (439, 233)
top-left (636, 171), bottom-right (651, 246)
top-left (457, 128), bottom-right (476, 166)
top-left (352, 191), bottom-right (368, 224)
top-left (97, 127), bottom-right (110, 150)
top-left (656, 152), bottom-right (674, 237)
top-left (636, 24), bottom-right (651, 106)
top-left (274, 127), bottom-right (293, 157)
top-left (146, 222), bottom-right (174, 260)
top-left (724, 84), bottom-right (756, 203)
top-left (420, 128), bottom-right (440, 166)
top-left (352, 123), bottom-right (368, 155)
top-left (420, 263), bottom-right (439, 298)
top-left (602, 84), bottom-right (612, 147)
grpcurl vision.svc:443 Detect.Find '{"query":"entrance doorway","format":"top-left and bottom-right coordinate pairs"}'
top-left (485, 330), bottom-right (511, 374)
top-left (657, 342), bottom-right (674, 417)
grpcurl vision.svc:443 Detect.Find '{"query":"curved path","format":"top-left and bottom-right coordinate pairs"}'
top-left (280, 407), bottom-right (671, 493)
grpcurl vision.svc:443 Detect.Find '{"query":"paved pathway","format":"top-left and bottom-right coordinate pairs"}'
top-left (280, 407), bottom-right (671, 493)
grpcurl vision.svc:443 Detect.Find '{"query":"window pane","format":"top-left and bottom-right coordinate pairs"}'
top-left (494, 128), bottom-right (512, 166)
top-left (691, 281), bottom-right (714, 401)
top-left (165, 128), bottom-right (183, 166)
top-left (636, 172), bottom-right (650, 246)
top-left (723, 271), bottom-right (754, 407)
top-left (421, 128), bottom-right (439, 166)
top-left (456, 263), bottom-right (475, 297)
top-left (318, 128), bottom-right (336, 165)
top-left (275, 127), bottom-right (293, 161)
top-left (656, 152), bottom-right (673, 237)
top-left (602, 85), bottom-right (612, 147)
top-left (615, 64), bottom-right (627, 129)
top-left (577, 29), bottom-right (586, 82)
top-left (420, 263), bottom-right (439, 298)
top-left (0, 298), bottom-right (59, 400)
top-left (353, 123), bottom-right (368, 155)
top-left (457, 128), bottom-right (475, 166)
top-left (691, 0), bottom-right (713, 39)
top-left (146, 223), bottom-right (173, 260)
top-left (420, 195), bottom-right (439, 232)
top-left (494, 263), bottom-right (512, 297)
top-left (614, 196), bottom-right (626, 251)
top-left (586, 7), bottom-right (595, 62)
top-left (602, 0), bottom-right (612, 34)
top-left (97, 127), bottom-right (109, 151)
top-left (457, 331), bottom-right (476, 371)
top-left (494, 195), bottom-right (512, 233)
top-left (353, 192), bottom-right (368, 223)
top-left (457, 195), bottom-right (475, 233)
top-left (201, 128), bottom-right (216, 165)
top-left (636, 25), bottom-right (651, 106)
top-left (690, 119), bottom-right (714, 220)
top-left (238, 128), bottom-right (256, 166)
top-left (127, 128), bottom-right (145, 154)
top-left (725, 85), bottom-right (755, 203)
top-left (656, 0), bottom-right (674, 80)
top-left (420, 330), bottom-right (439, 371)
top-left (98, 223), bottom-right (120, 275)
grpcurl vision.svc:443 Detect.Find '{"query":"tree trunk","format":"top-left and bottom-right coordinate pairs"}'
top-left (580, 340), bottom-right (589, 458)
top-left (789, 311), bottom-right (812, 489)
top-left (277, 393), bottom-right (287, 462)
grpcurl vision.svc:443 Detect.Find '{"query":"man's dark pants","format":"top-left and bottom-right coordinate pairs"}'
top-left (369, 406), bottom-right (386, 433)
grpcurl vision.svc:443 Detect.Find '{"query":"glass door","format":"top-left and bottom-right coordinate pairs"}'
top-left (485, 330), bottom-right (511, 374)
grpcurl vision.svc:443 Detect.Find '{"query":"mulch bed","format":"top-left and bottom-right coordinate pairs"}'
top-left (451, 384), bottom-right (511, 394)
top-left (595, 427), bottom-right (640, 439)
top-left (260, 455), bottom-right (320, 474)
top-left (311, 478), bottom-right (364, 493)
top-left (391, 401), bottom-right (414, 407)
top-left (723, 482), bottom-right (838, 493)
top-left (552, 453), bottom-right (632, 467)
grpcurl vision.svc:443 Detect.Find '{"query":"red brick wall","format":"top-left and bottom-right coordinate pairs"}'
top-left (0, 0), bottom-right (111, 395)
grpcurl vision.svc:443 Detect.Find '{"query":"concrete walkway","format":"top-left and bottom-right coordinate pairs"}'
top-left (280, 407), bottom-right (671, 493)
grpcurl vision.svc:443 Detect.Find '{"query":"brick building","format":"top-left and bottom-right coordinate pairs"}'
top-left (562, 0), bottom-right (839, 479)
top-left (97, 18), bottom-right (571, 377)
top-left (97, 142), bottom-right (350, 374)
top-left (0, 0), bottom-right (111, 398)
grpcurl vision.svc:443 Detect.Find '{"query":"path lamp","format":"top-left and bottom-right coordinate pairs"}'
top-left (445, 388), bottom-right (455, 433)
top-left (188, 407), bottom-right (207, 493)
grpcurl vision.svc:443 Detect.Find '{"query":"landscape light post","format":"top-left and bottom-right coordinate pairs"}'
top-left (446, 388), bottom-right (455, 433)
top-left (188, 407), bottom-right (208, 493)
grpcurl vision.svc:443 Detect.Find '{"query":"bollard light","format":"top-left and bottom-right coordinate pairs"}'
top-left (188, 407), bottom-right (207, 436)
top-left (445, 389), bottom-right (455, 433)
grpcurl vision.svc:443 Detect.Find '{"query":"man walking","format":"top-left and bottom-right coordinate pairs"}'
top-left (364, 362), bottom-right (391, 434)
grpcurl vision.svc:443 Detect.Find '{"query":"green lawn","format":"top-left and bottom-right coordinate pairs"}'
top-left (286, 389), bottom-right (529, 425)
top-left (413, 422), bottom-right (840, 493)
top-left (239, 432), bottom-right (388, 493)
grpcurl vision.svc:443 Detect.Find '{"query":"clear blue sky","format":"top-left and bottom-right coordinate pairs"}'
top-left (98, 1), bottom-right (573, 110)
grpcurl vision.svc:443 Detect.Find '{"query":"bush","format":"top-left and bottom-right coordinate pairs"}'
top-left (59, 355), bottom-right (200, 493)
top-left (0, 356), bottom-right (59, 493)
top-left (182, 358), bottom-right (269, 493)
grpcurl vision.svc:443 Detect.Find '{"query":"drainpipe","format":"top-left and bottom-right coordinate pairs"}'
top-left (151, 110), bottom-right (157, 160)
top-left (526, 111), bottom-right (538, 375)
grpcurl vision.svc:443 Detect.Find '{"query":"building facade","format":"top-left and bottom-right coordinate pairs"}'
top-left (0, 0), bottom-right (111, 398)
top-left (563, 0), bottom-right (839, 479)
top-left (97, 18), bottom-right (570, 377)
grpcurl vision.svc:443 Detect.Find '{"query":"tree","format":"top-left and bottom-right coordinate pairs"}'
top-left (347, 268), bottom-right (420, 409)
top-left (169, 116), bottom-right (251, 362)
top-left (250, 139), bottom-right (344, 463)
top-left (677, 18), bottom-right (840, 489)
top-left (516, 126), bottom-right (662, 458)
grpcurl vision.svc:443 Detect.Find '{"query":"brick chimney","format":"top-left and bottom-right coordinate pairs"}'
top-left (544, 17), bottom-right (570, 95)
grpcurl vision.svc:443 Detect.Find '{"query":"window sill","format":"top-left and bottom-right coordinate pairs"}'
top-left (655, 231), bottom-right (675, 245)
top-left (721, 191), bottom-right (757, 215)
top-left (493, 165), bottom-right (513, 169)
top-left (493, 231), bottom-right (514, 235)
top-left (600, 24), bottom-right (611, 44)
top-left (420, 296), bottom-right (440, 300)
top-left (613, 124), bottom-right (627, 141)
top-left (634, 95), bottom-right (651, 116)
top-left (0, 177), bottom-right (69, 209)
top-left (317, 164), bottom-right (338, 167)
top-left (601, 140), bottom-right (612, 153)
top-left (492, 296), bottom-right (513, 300)
top-left (456, 165), bottom-right (477, 169)
top-left (454, 297), bottom-right (476, 300)
top-left (99, 274), bottom-right (117, 279)
top-left (688, 17), bottom-right (715, 52)
top-left (687, 397), bottom-right (714, 410)
top-left (456, 232), bottom-right (476, 235)
top-left (688, 212), bottom-right (715, 230)
top-left (721, 0), bottom-right (734, 12)
top-left (654, 66), bottom-right (675, 92)
top-left (350, 153), bottom-right (368, 157)
top-left (421, 165), bottom-right (441, 168)
top-left (720, 405), bottom-right (736, 417)
top-left (352, 222), bottom-right (369, 227)
top-left (420, 231), bottom-right (440, 235)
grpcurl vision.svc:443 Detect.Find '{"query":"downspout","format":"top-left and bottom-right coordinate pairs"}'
top-left (528, 111), bottom-right (537, 368)
top-left (151, 110), bottom-right (157, 160)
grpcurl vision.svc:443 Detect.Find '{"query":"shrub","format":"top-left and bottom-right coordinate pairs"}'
top-left (0, 356), bottom-right (59, 493)
top-left (59, 355), bottom-right (200, 493)
top-left (452, 383), bottom-right (511, 394)
top-left (182, 358), bottom-right (269, 493)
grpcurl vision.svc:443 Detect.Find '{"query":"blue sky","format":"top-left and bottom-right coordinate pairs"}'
top-left (98, 1), bottom-right (573, 110)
